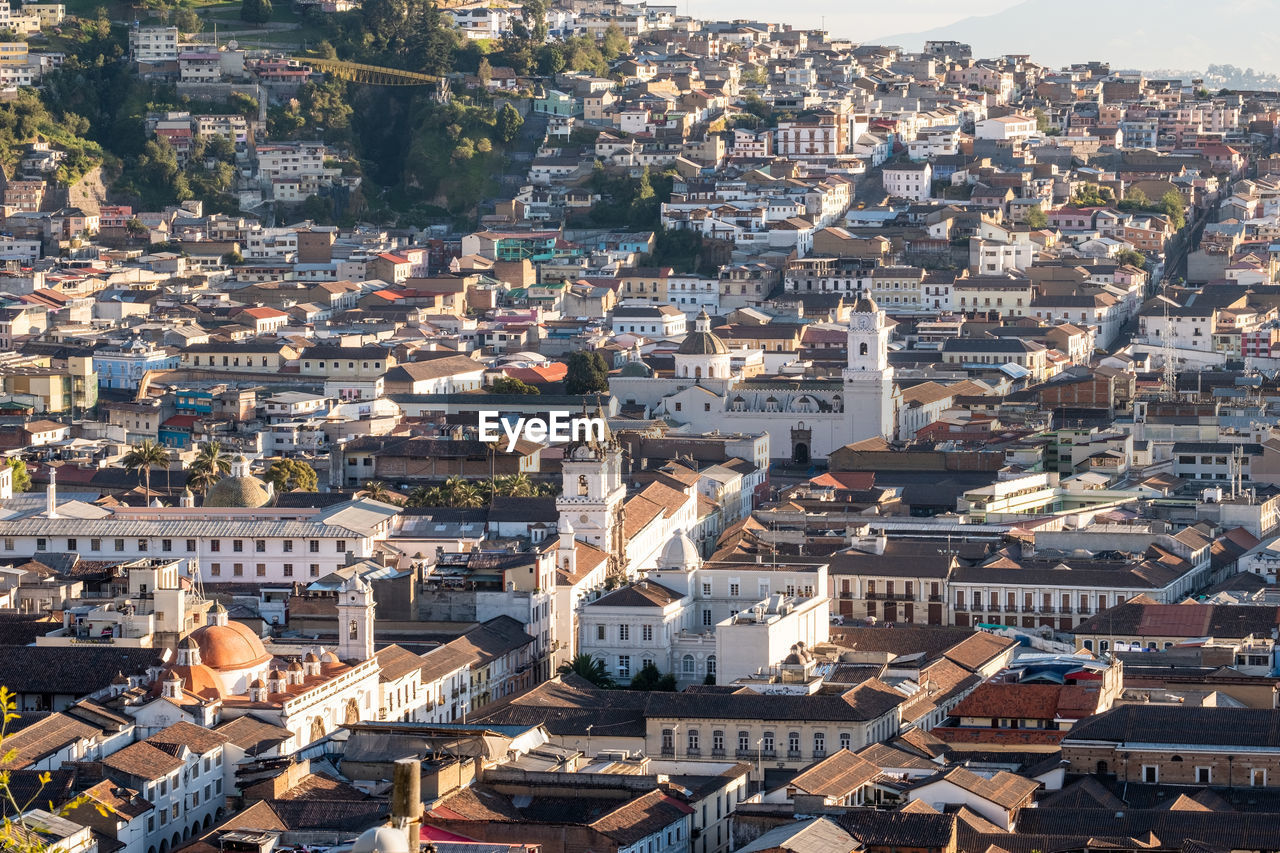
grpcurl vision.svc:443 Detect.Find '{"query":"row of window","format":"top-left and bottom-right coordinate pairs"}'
top-left (662, 728), bottom-right (853, 756)
top-left (209, 562), bottom-right (321, 578)
top-left (7, 537), bottom-right (346, 555)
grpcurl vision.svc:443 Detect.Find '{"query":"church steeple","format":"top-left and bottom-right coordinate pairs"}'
top-left (843, 286), bottom-right (896, 442)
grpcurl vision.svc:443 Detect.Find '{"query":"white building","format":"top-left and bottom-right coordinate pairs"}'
top-left (129, 26), bottom-right (178, 63)
top-left (883, 162), bottom-right (933, 201)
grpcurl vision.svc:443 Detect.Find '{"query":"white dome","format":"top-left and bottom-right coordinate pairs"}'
top-left (352, 826), bottom-right (409, 853)
top-left (660, 529), bottom-right (701, 570)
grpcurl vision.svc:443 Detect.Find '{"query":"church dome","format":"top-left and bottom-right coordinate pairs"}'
top-left (677, 329), bottom-right (729, 355)
top-left (352, 826), bottom-right (409, 853)
top-left (677, 309), bottom-right (729, 355)
top-left (660, 529), bottom-right (701, 570)
top-left (162, 663), bottom-right (226, 699)
top-left (191, 621), bottom-right (273, 671)
top-left (852, 290), bottom-right (879, 314)
top-left (204, 456), bottom-right (273, 508)
top-left (619, 361), bottom-right (655, 377)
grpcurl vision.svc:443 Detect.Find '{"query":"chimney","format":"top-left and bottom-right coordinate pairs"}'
top-left (46, 467), bottom-right (57, 519)
top-left (391, 757), bottom-right (422, 851)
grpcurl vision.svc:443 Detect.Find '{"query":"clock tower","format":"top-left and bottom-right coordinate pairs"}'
top-left (842, 288), bottom-right (896, 442)
top-left (556, 405), bottom-right (627, 578)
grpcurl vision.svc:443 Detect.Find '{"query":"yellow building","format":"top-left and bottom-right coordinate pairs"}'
top-left (0, 42), bottom-right (29, 65)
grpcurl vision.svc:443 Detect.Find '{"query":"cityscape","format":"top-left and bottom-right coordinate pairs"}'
top-left (0, 1), bottom-right (1277, 853)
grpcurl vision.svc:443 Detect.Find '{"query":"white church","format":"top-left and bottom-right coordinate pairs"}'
top-left (609, 295), bottom-right (900, 463)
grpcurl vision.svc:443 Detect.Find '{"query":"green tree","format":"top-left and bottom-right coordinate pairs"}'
top-left (406, 485), bottom-right (441, 507)
top-left (1031, 106), bottom-right (1050, 133)
top-left (1116, 249), bottom-right (1146, 269)
top-left (493, 473), bottom-right (537, 497)
top-left (301, 194), bottom-right (330, 223)
top-left (477, 56), bottom-right (493, 86)
top-left (240, 0), bottom-right (272, 24)
top-left (315, 40), bottom-right (338, 59)
top-left (600, 23), bottom-right (628, 60)
top-left (362, 481), bottom-right (396, 503)
top-left (489, 375), bottom-right (540, 395)
top-left (627, 662), bottom-right (677, 691)
top-left (0, 687), bottom-right (101, 852)
top-left (186, 441), bottom-right (231, 494)
top-left (558, 653), bottom-right (615, 688)
top-left (1025, 204), bottom-right (1048, 229)
top-left (122, 439), bottom-right (171, 497)
top-left (174, 5), bottom-right (202, 33)
top-left (440, 475), bottom-right (484, 508)
top-left (566, 351), bottom-right (611, 395)
top-left (497, 102), bottom-right (524, 143)
top-left (222, 250), bottom-right (243, 265)
top-left (7, 458), bottom-right (29, 493)
top-left (1161, 189), bottom-right (1186, 229)
top-left (1124, 187), bottom-right (1150, 206)
top-left (265, 458), bottom-right (318, 493)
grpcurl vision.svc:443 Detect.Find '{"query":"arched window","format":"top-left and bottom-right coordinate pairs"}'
top-left (695, 366), bottom-right (702, 379)
top-left (682, 654), bottom-right (696, 675)
top-left (349, 619), bottom-right (359, 640)
top-left (859, 342), bottom-right (868, 356)
top-left (578, 475), bottom-right (588, 496)
top-left (706, 654), bottom-right (716, 676)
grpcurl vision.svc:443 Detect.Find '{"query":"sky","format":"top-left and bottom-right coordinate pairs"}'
top-left (683, 0), bottom-right (1021, 42)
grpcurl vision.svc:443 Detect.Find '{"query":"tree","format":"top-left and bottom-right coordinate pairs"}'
top-left (496, 103), bottom-right (524, 144)
top-left (566, 351), bottom-right (610, 395)
top-left (186, 441), bottom-right (231, 493)
top-left (174, 5), bottom-right (202, 33)
top-left (600, 23), bottom-right (628, 60)
top-left (362, 481), bottom-right (395, 503)
top-left (6, 458), bottom-right (29, 493)
top-left (1124, 187), bottom-right (1150, 206)
top-left (493, 473), bottom-right (537, 497)
top-left (557, 653), bottom-right (615, 688)
top-left (1025, 204), bottom-right (1048, 229)
top-left (122, 439), bottom-right (170, 497)
top-left (1161, 190), bottom-right (1186, 230)
top-left (265, 458), bottom-right (317, 493)
top-left (221, 250), bottom-right (243, 265)
top-left (0, 687), bottom-right (100, 852)
top-left (240, 0), bottom-right (272, 24)
top-left (407, 485), bottom-right (442, 506)
top-left (489, 375), bottom-right (540, 395)
top-left (1031, 106), bottom-right (1050, 133)
top-left (627, 662), bottom-right (676, 691)
top-left (477, 56), bottom-right (493, 86)
top-left (1116, 249), bottom-right (1146, 269)
top-left (439, 475), bottom-right (484, 508)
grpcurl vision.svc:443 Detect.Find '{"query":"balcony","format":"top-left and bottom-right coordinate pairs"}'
top-left (711, 749), bottom-right (726, 758)
top-left (786, 751), bottom-right (802, 761)
top-left (867, 592), bottom-right (915, 602)
top-left (928, 594), bottom-right (943, 602)
top-left (661, 747), bottom-right (675, 758)
top-left (686, 748), bottom-right (701, 757)
top-left (735, 749), bottom-right (755, 759)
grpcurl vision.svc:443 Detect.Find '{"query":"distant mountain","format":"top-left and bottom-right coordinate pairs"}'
top-left (881, 0), bottom-right (1280, 77)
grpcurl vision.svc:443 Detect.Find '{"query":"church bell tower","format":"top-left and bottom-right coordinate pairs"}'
top-left (842, 288), bottom-right (896, 443)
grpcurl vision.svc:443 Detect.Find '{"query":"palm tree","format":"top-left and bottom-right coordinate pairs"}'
top-left (122, 439), bottom-right (171, 498)
top-left (557, 653), bottom-right (615, 689)
top-left (441, 476), bottom-right (484, 508)
top-left (494, 473), bottom-right (537, 498)
top-left (187, 441), bottom-right (231, 493)
top-left (362, 481), bottom-right (394, 503)
top-left (407, 485), bottom-right (439, 507)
